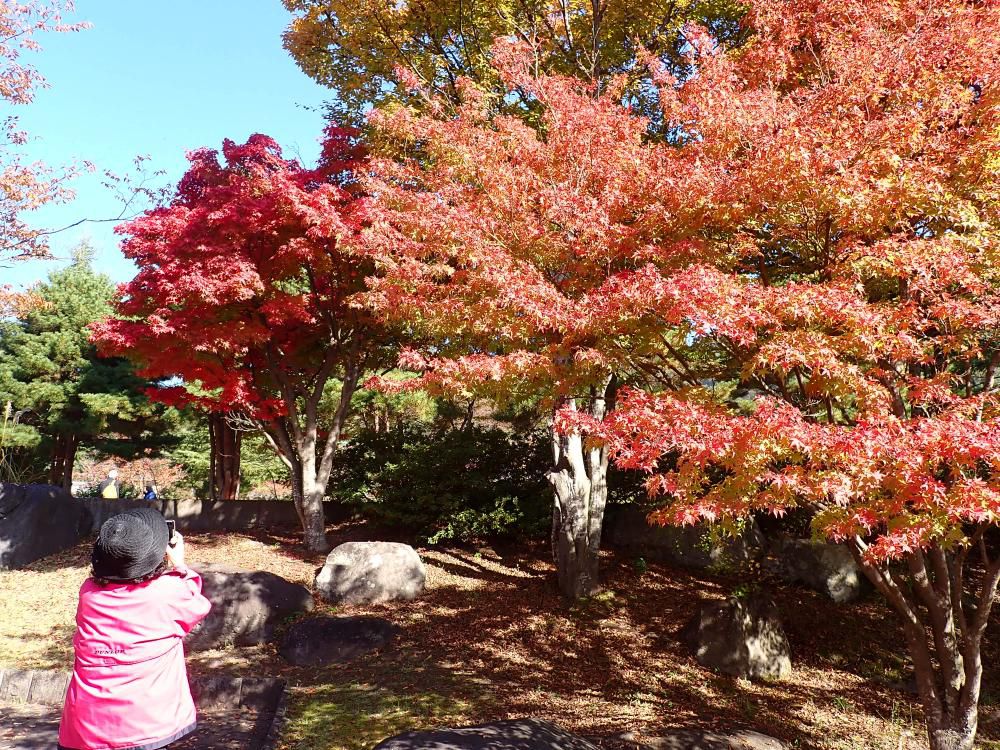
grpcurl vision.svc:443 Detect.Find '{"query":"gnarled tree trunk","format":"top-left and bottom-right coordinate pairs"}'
top-left (850, 534), bottom-right (1000, 750)
top-left (259, 349), bottom-right (363, 555)
top-left (299, 470), bottom-right (328, 555)
top-left (548, 376), bottom-right (616, 599)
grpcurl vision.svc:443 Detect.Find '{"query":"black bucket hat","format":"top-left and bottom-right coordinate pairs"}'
top-left (91, 508), bottom-right (170, 582)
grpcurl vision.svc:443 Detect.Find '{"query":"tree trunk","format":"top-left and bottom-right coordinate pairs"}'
top-left (927, 725), bottom-right (976, 750)
top-left (208, 420), bottom-right (216, 500)
top-left (548, 376), bottom-right (616, 599)
top-left (289, 463), bottom-right (305, 522)
top-left (298, 478), bottom-right (329, 555)
top-left (61, 435), bottom-right (77, 491)
top-left (848, 538), bottom-right (1000, 750)
top-left (288, 470), bottom-right (329, 554)
top-left (259, 345), bottom-right (362, 555)
top-left (290, 446), bottom-right (329, 553)
top-left (48, 434), bottom-right (77, 491)
top-left (550, 466), bottom-right (605, 598)
top-left (208, 413), bottom-right (242, 501)
top-left (909, 624), bottom-right (979, 750)
top-left (48, 435), bottom-right (63, 487)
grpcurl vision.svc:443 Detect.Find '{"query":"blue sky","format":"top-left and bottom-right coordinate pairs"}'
top-left (4, 2), bottom-right (332, 289)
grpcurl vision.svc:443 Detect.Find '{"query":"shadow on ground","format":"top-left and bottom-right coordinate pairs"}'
top-left (187, 522), bottom-right (996, 750)
top-left (8, 519), bottom-right (1000, 750)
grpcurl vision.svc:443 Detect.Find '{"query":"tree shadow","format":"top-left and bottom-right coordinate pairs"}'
top-left (0, 703), bottom-right (62, 750)
top-left (0, 624), bottom-right (76, 671)
top-left (422, 548), bottom-right (544, 585)
top-left (182, 540), bottom-right (956, 750)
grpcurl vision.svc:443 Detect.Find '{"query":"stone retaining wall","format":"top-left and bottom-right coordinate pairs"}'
top-left (0, 667), bottom-right (285, 713)
top-left (602, 504), bottom-right (764, 569)
top-left (78, 497), bottom-right (349, 534)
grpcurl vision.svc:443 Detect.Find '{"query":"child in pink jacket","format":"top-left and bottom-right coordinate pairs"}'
top-left (58, 508), bottom-right (212, 750)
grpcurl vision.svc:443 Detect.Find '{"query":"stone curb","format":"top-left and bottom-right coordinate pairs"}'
top-left (0, 669), bottom-right (288, 738)
top-left (0, 668), bottom-right (285, 710)
top-left (261, 681), bottom-right (291, 750)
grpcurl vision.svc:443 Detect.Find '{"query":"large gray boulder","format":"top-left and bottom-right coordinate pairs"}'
top-left (315, 541), bottom-right (425, 606)
top-left (185, 564), bottom-right (314, 651)
top-left (773, 538), bottom-right (869, 603)
top-left (683, 595), bottom-right (792, 681)
top-left (0, 483), bottom-right (92, 570)
top-left (278, 615), bottom-right (398, 666)
top-left (374, 719), bottom-right (601, 750)
top-left (603, 505), bottom-right (764, 569)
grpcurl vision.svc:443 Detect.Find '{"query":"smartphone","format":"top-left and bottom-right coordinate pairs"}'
top-left (165, 520), bottom-right (175, 541)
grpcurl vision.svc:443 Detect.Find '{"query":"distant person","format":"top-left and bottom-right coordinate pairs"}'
top-left (58, 508), bottom-right (211, 750)
top-left (143, 482), bottom-right (159, 503)
top-left (98, 469), bottom-right (119, 500)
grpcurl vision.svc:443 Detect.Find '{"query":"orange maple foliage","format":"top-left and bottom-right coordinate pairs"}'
top-left (363, 0), bottom-right (999, 745)
top-left (361, 39), bottom-right (732, 599)
top-left (577, 2), bottom-right (999, 748)
top-left (587, 0), bottom-right (1000, 572)
top-left (0, 285), bottom-right (44, 316)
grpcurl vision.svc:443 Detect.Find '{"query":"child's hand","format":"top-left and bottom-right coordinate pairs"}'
top-left (166, 532), bottom-right (186, 568)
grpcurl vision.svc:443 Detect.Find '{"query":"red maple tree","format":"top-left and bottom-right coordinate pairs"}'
top-left (93, 129), bottom-right (389, 552)
top-left (361, 42), bottom-right (740, 598)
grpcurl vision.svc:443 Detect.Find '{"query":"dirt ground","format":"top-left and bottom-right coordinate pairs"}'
top-left (3, 520), bottom-right (1000, 750)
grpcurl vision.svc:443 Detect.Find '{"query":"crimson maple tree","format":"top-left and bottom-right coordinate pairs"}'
top-left (93, 129), bottom-right (389, 552)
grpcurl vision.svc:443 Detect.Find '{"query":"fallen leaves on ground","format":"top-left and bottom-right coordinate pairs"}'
top-left (5, 521), bottom-right (1000, 750)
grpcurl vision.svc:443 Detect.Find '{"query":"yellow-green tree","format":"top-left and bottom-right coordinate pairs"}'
top-left (282, 0), bottom-right (744, 125)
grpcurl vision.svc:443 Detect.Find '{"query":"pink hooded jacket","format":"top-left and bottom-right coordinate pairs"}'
top-left (58, 566), bottom-right (212, 750)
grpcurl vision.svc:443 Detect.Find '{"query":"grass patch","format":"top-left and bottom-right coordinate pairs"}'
top-left (282, 682), bottom-right (472, 750)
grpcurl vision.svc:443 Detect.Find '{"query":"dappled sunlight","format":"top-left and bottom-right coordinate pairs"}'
top-left (264, 530), bottom-right (945, 750)
top-left (283, 681), bottom-right (475, 750)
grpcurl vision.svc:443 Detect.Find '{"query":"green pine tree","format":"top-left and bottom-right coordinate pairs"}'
top-left (0, 243), bottom-right (178, 488)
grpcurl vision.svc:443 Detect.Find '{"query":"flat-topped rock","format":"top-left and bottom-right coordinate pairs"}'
top-left (279, 615), bottom-right (398, 666)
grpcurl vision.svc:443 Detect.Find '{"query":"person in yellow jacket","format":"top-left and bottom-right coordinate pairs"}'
top-left (98, 469), bottom-right (119, 499)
